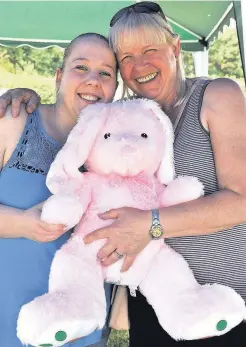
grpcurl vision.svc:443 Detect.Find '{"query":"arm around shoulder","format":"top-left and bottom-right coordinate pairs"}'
top-left (0, 88), bottom-right (40, 118)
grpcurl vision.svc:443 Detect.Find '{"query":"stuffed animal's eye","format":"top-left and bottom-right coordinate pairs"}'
top-left (104, 133), bottom-right (111, 139)
top-left (141, 133), bottom-right (148, 138)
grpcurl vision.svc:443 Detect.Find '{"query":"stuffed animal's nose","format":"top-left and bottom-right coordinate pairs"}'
top-left (119, 134), bottom-right (138, 143)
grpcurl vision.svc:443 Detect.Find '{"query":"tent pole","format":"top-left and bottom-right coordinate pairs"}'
top-left (192, 49), bottom-right (209, 77)
top-left (233, 0), bottom-right (246, 87)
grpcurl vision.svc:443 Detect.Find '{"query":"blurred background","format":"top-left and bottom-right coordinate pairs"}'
top-left (0, 22), bottom-right (244, 102)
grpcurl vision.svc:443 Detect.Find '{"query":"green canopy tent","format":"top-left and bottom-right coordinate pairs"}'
top-left (0, 1), bottom-right (245, 82)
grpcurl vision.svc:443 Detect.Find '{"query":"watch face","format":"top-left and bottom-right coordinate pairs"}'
top-left (151, 225), bottom-right (163, 239)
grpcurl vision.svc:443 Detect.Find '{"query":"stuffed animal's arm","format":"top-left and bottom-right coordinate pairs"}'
top-left (41, 178), bottom-right (92, 229)
top-left (161, 176), bottom-right (204, 207)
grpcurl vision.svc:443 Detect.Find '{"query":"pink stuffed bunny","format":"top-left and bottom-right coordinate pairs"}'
top-left (17, 99), bottom-right (245, 347)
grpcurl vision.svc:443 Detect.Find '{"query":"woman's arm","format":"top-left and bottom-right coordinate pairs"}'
top-left (158, 78), bottom-right (246, 237)
top-left (0, 108), bottom-right (64, 241)
top-left (0, 88), bottom-right (40, 118)
top-left (84, 78), bottom-right (246, 270)
top-left (0, 203), bottom-right (65, 241)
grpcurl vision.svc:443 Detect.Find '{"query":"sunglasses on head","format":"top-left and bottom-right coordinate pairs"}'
top-left (110, 1), bottom-right (167, 27)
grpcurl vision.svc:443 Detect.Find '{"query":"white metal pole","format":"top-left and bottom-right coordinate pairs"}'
top-left (192, 49), bottom-right (209, 77)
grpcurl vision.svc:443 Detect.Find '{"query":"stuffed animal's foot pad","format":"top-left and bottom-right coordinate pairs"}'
top-left (174, 284), bottom-right (246, 340)
top-left (17, 292), bottom-right (100, 347)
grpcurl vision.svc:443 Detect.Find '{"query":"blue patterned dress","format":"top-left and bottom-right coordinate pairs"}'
top-left (0, 110), bottom-right (111, 347)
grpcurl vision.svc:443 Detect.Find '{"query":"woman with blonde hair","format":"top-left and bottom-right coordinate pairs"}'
top-left (89, 3), bottom-right (246, 346)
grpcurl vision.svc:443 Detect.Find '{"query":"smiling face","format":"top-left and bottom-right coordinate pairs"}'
top-left (109, 12), bottom-right (183, 109)
top-left (117, 38), bottom-right (180, 108)
top-left (56, 37), bottom-right (117, 121)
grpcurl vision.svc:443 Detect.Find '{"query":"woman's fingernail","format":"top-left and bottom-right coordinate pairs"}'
top-left (27, 105), bottom-right (34, 113)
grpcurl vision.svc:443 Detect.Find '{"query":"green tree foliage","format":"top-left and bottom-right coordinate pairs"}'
top-left (208, 28), bottom-right (243, 79)
top-left (182, 51), bottom-right (195, 77)
top-left (180, 27), bottom-right (243, 80)
top-left (0, 46), bottom-right (63, 76)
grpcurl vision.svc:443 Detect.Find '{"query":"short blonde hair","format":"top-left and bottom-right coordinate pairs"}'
top-left (109, 12), bottom-right (186, 107)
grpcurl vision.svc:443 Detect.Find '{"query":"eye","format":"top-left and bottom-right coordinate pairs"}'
top-left (120, 55), bottom-right (132, 64)
top-left (75, 65), bottom-right (88, 71)
top-left (141, 133), bottom-right (148, 138)
top-left (144, 49), bottom-right (157, 55)
top-left (104, 133), bottom-right (111, 139)
top-left (100, 71), bottom-right (112, 77)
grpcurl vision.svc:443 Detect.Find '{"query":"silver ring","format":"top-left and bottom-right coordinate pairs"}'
top-left (114, 250), bottom-right (124, 259)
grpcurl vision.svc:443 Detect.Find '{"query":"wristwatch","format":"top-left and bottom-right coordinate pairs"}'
top-left (149, 209), bottom-right (164, 239)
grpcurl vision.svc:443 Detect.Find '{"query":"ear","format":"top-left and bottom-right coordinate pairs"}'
top-left (47, 103), bottom-right (109, 194)
top-left (172, 36), bottom-right (181, 58)
top-left (55, 68), bottom-right (62, 90)
top-left (142, 99), bottom-right (175, 185)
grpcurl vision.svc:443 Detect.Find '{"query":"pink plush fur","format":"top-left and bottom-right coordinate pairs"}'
top-left (17, 99), bottom-right (246, 347)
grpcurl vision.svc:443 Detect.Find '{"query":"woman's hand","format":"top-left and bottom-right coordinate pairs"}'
top-left (84, 207), bottom-right (152, 271)
top-left (0, 88), bottom-right (40, 118)
top-left (16, 202), bottom-right (65, 242)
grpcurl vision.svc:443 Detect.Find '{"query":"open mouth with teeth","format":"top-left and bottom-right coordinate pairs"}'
top-left (136, 72), bottom-right (158, 84)
top-left (77, 94), bottom-right (101, 102)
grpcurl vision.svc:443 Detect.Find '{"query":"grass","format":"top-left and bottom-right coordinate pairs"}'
top-left (107, 330), bottom-right (129, 347)
top-left (0, 67), bottom-right (56, 103)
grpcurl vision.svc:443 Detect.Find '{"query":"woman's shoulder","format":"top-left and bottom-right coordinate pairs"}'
top-left (0, 104), bottom-right (29, 134)
top-left (201, 77), bottom-right (244, 116)
top-left (204, 77), bottom-right (244, 103)
top-left (0, 105), bottom-right (29, 170)
top-left (0, 105), bottom-right (28, 145)
top-left (200, 78), bottom-right (245, 130)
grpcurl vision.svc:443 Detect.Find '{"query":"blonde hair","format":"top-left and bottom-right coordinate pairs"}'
top-left (109, 12), bottom-right (186, 107)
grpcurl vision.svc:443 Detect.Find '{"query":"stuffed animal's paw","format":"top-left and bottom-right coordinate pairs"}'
top-left (175, 284), bottom-right (246, 340)
top-left (41, 194), bottom-right (84, 229)
top-left (162, 176), bottom-right (204, 206)
top-left (141, 279), bottom-right (245, 341)
top-left (17, 291), bottom-right (104, 347)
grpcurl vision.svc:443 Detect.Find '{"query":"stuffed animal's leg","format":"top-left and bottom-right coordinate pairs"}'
top-left (106, 240), bottom-right (164, 291)
top-left (139, 245), bottom-right (246, 340)
top-left (17, 237), bottom-right (106, 347)
top-left (161, 176), bottom-right (204, 207)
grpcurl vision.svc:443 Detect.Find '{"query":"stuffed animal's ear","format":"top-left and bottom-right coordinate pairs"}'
top-left (143, 99), bottom-right (175, 185)
top-left (47, 103), bottom-right (109, 194)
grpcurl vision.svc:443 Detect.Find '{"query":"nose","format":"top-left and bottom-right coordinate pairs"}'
top-left (118, 135), bottom-right (139, 154)
top-left (85, 72), bottom-right (100, 87)
top-left (119, 134), bottom-right (139, 144)
top-left (133, 55), bottom-right (149, 70)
